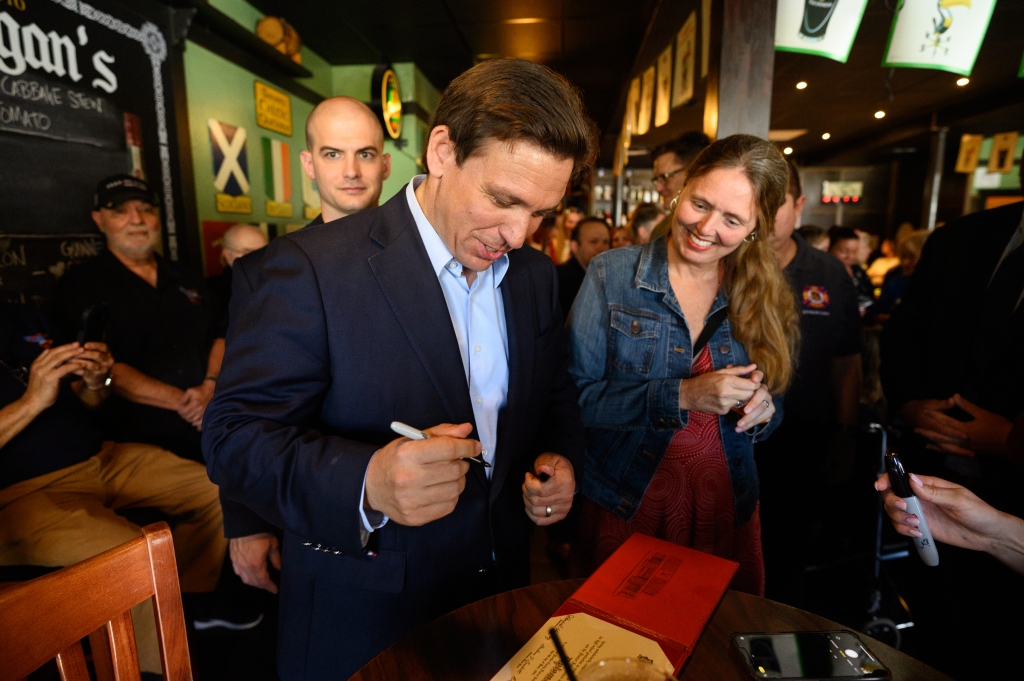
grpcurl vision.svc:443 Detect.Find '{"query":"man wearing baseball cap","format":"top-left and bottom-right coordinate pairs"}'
top-left (55, 174), bottom-right (226, 467)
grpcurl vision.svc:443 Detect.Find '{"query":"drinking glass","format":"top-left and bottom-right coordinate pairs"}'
top-left (577, 657), bottom-right (676, 681)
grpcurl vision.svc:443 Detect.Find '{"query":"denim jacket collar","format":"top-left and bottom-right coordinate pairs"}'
top-left (634, 237), bottom-right (730, 322)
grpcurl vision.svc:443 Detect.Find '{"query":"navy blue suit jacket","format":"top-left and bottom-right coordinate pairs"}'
top-left (202, 188), bottom-right (584, 680)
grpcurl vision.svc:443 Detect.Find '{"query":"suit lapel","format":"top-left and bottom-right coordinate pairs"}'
top-left (490, 260), bottom-right (535, 504)
top-left (366, 191), bottom-right (488, 492)
top-left (367, 194), bottom-right (477, 433)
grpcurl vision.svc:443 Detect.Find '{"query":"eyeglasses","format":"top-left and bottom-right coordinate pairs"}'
top-left (652, 167), bottom-right (685, 186)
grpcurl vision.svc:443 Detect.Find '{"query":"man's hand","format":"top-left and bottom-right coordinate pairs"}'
top-left (74, 342), bottom-right (114, 390)
top-left (229, 533), bottom-right (281, 594)
top-left (364, 422), bottom-right (475, 526)
top-left (178, 381), bottom-right (215, 430)
top-left (949, 394), bottom-right (1013, 456)
top-left (523, 453), bottom-right (575, 526)
top-left (22, 343), bottom-right (88, 413)
top-left (900, 397), bottom-right (971, 456)
top-left (679, 364), bottom-right (760, 416)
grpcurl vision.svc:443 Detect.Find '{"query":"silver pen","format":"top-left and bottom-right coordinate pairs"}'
top-left (389, 421), bottom-right (491, 468)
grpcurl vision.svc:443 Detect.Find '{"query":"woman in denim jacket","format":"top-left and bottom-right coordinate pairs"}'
top-left (567, 136), bottom-right (800, 594)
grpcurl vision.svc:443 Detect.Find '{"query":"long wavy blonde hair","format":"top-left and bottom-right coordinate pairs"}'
top-left (679, 134), bottom-right (800, 394)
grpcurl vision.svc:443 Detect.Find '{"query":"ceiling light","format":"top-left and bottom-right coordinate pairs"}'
top-left (821, 132), bottom-right (831, 140)
top-left (796, 81), bottom-right (808, 90)
top-left (768, 129), bottom-right (807, 141)
top-left (504, 17), bottom-right (546, 24)
top-left (783, 147), bottom-right (793, 155)
top-left (874, 110), bottom-right (886, 119)
top-left (956, 77), bottom-right (969, 86)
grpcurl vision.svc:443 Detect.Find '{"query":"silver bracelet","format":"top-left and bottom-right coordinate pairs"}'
top-left (85, 375), bottom-right (113, 391)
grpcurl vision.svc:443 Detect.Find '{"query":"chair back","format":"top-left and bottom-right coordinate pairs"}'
top-left (0, 522), bottom-right (191, 681)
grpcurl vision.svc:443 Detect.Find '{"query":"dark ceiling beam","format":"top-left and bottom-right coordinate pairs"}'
top-left (802, 79), bottom-right (1024, 165)
top-left (437, 0), bottom-right (477, 64)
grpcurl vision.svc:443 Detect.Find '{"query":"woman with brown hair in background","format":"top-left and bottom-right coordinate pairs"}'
top-left (567, 135), bottom-right (800, 594)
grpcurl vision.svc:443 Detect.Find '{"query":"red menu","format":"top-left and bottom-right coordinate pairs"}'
top-left (553, 532), bottom-right (738, 674)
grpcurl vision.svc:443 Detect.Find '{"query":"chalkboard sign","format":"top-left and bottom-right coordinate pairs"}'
top-left (0, 0), bottom-right (180, 301)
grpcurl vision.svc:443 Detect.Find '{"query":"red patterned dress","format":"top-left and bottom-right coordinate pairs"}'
top-left (574, 344), bottom-right (765, 595)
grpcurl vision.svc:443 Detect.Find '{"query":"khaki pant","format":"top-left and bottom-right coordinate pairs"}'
top-left (0, 442), bottom-right (227, 673)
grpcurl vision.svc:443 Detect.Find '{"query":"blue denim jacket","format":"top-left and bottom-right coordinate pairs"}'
top-left (566, 238), bottom-right (783, 525)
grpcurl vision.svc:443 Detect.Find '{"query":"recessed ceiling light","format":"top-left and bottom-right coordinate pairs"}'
top-left (822, 132), bottom-right (831, 140)
top-left (796, 81), bottom-right (808, 90)
top-left (504, 17), bottom-right (546, 24)
top-left (956, 77), bottom-right (969, 86)
top-left (874, 110), bottom-right (886, 119)
top-left (783, 147), bottom-right (793, 155)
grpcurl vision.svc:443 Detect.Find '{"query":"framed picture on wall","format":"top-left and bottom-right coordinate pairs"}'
top-left (673, 12), bottom-right (697, 107)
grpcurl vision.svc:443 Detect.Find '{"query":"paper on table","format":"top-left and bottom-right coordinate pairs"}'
top-left (489, 612), bottom-right (673, 681)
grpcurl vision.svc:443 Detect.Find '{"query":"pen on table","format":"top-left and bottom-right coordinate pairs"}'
top-left (390, 421), bottom-right (491, 468)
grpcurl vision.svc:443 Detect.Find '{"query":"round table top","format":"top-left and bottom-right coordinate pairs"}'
top-left (350, 580), bottom-right (951, 681)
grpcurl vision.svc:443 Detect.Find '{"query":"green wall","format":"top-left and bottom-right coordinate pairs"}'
top-left (182, 0), bottom-right (442, 271)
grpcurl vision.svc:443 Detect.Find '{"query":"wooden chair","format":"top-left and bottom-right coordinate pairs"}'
top-left (0, 522), bottom-right (191, 681)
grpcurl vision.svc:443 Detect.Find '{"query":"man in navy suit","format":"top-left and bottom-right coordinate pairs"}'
top-left (202, 58), bottom-right (596, 680)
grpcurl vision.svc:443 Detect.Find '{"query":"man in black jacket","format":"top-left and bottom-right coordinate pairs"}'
top-left (203, 59), bottom-right (594, 679)
top-left (880, 164), bottom-right (1024, 679)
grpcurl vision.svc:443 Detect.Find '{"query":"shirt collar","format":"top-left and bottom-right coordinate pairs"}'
top-left (405, 175), bottom-right (509, 287)
top-left (634, 235), bottom-right (728, 316)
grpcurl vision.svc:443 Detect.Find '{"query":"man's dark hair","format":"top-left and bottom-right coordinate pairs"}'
top-left (829, 226), bottom-right (858, 249)
top-left (570, 217), bottom-right (610, 243)
top-left (428, 59), bottom-right (598, 181)
top-left (651, 131), bottom-right (711, 168)
top-left (786, 160), bottom-right (802, 198)
top-left (629, 202), bottom-right (666, 232)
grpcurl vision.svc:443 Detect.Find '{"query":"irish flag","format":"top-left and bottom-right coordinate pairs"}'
top-left (262, 137), bottom-right (292, 203)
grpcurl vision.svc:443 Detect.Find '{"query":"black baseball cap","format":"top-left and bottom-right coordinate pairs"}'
top-left (94, 174), bottom-right (157, 209)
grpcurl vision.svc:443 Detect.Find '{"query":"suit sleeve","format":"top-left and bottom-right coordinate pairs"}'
top-left (880, 229), bottom-right (948, 413)
top-left (534, 258), bottom-right (585, 482)
top-left (202, 237), bottom-right (377, 556)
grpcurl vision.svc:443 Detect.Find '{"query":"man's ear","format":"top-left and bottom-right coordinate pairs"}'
top-left (381, 152), bottom-right (392, 181)
top-left (569, 240), bottom-right (579, 257)
top-left (424, 126), bottom-right (455, 177)
top-left (299, 150), bottom-right (316, 181)
top-left (794, 194), bottom-right (807, 217)
top-left (91, 211), bottom-right (104, 231)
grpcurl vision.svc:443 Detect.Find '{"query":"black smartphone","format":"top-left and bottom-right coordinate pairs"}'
top-left (76, 304), bottom-right (109, 345)
top-left (732, 631), bottom-right (890, 680)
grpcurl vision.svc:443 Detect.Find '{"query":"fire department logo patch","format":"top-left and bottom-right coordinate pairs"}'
top-left (802, 285), bottom-right (830, 309)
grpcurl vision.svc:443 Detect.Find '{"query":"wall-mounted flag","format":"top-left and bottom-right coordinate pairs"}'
top-left (883, 0), bottom-right (996, 76)
top-left (262, 137), bottom-right (293, 218)
top-left (301, 168), bottom-right (320, 220)
top-left (209, 118), bottom-right (252, 214)
top-left (775, 0), bottom-right (868, 64)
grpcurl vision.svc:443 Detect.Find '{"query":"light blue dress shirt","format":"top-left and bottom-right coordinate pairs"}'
top-left (359, 177), bottom-right (510, 534)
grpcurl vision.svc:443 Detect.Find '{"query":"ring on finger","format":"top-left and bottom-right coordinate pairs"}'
top-left (735, 399), bottom-right (743, 409)
top-left (762, 399), bottom-right (769, 409)
top-left (545, 505), bottom-right (552, 518)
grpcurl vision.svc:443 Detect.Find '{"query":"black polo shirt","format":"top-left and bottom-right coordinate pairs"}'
top-left (782, 232), bottom-right (862, 422)
top-left (0, 303), bottom-right (103, 489)
top-left (556, 256), bottom-right (586, 319)
top-left (54, 249), bottom-right (223, 460)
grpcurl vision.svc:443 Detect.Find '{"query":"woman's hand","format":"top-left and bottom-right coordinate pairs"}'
top-left (737, 377), bottom-right (775, 432)
top-left (678, 363), bottom-right (760, 416)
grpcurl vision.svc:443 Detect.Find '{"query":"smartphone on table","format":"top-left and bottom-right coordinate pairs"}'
top-left (732, 630), bottom-right (891, 680)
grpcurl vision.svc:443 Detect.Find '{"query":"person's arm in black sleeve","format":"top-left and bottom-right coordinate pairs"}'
top-left (832, 272), bottom-right (863, 427)
top-left (880, 231), bottom-right (946, 414)
top-left (202, 237), bottom-right (378, 557)
top-left (534, 259), bottom-right (585, 483)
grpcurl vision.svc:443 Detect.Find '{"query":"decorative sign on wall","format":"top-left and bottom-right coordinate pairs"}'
top-left (301, 168), bottom-right (320, 220)
top-left (254, 81), bottom-right (292, 136)
top-left (954, 134), bottom-right (984, 174)
top-left (775, 0), bottom-right (868, 64)
top-left (701, 0), bottom-right (711, 78)
top-left (654, 45), bottom-right (673, 128)
top-left (672, 12), bottom-right (697, 107)
top-left (262, 137), bottom-right (292, 218)
top-left (371, 65), bottom-right (402, 140)
top-left (988, 132), bottom-right (1019, 174)
top-left (209, 118), bottom-right (251, 214)
top-left (636, 66), bottom-right (655, 136)
top-left (883, 0), bottom-right (996, 76)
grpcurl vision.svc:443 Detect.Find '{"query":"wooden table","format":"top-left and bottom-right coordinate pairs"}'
top-left (351, 580), bottom-right (951, 681)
